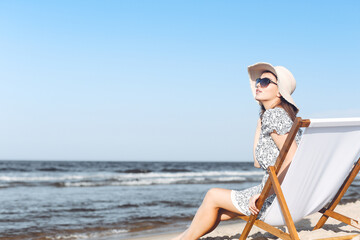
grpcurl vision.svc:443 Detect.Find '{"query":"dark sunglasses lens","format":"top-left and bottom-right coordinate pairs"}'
top-left (261, 78), bottom-right (271, 87)
top-left (256, 78), bottom-right (271, 87)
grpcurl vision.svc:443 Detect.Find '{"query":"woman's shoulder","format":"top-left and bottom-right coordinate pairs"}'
top-left (262, 107), bottom-right (293, 135)
top-left (262, 107), bottom-right (289, 120)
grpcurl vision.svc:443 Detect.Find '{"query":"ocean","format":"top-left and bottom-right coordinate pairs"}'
top-left (0, 160), bottom-right (359, 240)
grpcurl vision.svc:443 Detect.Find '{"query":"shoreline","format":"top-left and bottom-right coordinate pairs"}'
top-left (123, 200), bottom-right (360, 240)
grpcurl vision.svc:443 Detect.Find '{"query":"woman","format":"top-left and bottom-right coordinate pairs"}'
top-left (171, 62), bottom-right (302, 240)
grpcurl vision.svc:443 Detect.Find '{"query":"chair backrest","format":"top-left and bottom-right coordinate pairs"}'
top-left (263, 118), bottom-right (360, 226)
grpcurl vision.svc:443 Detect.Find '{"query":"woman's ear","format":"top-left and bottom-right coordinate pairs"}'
top-left (277, 92), bottom-right (282, 98)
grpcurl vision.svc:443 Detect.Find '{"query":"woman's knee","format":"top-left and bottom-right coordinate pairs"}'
top-left (203, 188), bottom-right (234, 210)
top-left (203, 188), bottom-right (222, 205)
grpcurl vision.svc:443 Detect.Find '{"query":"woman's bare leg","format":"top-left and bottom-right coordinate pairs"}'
top-left (171, 209), bottom-right (238, 240)
top-left (172, 188), bottom-right (244, 240)
top-left (203, 208), bottom-right (241, 235)
top-left (171, 205), bottom-right (240, 240)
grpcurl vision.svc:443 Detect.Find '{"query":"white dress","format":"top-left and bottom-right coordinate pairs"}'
top-left (231, 107), bottom-right (302, 219)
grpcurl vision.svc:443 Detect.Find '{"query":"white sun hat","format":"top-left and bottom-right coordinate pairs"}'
top-left (248, 62), bottom-right (298, 110)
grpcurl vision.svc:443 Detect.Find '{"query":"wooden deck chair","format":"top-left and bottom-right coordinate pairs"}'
top-left (238, 117), bottom-right (360, 240)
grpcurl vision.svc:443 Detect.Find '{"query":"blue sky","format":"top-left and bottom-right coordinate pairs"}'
top-left (0, 1), bottom-right (359, 161)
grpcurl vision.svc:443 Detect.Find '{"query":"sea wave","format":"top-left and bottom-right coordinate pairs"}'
top-left (0, 170), bottom-right (264, 188)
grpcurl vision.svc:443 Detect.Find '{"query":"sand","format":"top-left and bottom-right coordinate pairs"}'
top-left (126, 200), bottom-right (360, 240)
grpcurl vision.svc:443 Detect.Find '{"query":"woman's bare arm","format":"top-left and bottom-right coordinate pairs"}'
top-left (267, 132), bottom-right (298, 195)
top-left (249, 131), bottom-right (298, 214)
top-left (253, 119), bottom-right (262, 168)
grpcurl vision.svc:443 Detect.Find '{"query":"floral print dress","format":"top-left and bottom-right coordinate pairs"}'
top-left (231, 107), bottom-right (302, 219)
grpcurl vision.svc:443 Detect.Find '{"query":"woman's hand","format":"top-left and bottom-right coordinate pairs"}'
top-left (249, 193), bottom-right (260, 215)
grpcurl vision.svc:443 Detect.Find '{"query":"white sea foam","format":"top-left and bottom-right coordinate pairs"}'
top-left (51, 229), bottom-right (128, 239)
top-left (0, 170), bottom-right (263, 187)
top-left (115, 170), bottom-right (262, 186)
top-left (117, 175), bottom-right (249, 186)
top-left (0, 171), bottom-right (262, 182)
top-left (0, 173), bottom-right (112, 182)
top-left (0, 175), bottom-right (85, 182)
top-left (120, 170), bottom-right (263, 179)
top-left (110, 229), bottom-right (128, 234)
top-left (59, 174), bottom-right (250, 187)
top-left (216, 176), bottom-right (247, 181)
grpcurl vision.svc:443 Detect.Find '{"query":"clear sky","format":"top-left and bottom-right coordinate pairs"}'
top-left (0, 0), bottom-right (359, 161)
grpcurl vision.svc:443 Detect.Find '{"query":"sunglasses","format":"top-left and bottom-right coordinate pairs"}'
top-left (255, 78), bottom-right (278, 88)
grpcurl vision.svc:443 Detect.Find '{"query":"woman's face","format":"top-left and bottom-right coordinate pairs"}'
top-left (255, 72), bottom-right (281, 103)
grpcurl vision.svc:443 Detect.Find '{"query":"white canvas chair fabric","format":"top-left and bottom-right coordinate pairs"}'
top-left (263, 118), bottom-right (360, 226)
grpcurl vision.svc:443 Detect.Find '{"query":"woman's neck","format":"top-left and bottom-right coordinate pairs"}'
top-left (262, 99), bottom-right (281, 110)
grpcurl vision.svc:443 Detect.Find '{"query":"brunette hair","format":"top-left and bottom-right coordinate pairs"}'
top-left (260, 97), bottom-right (299, 121)
top-left (259, 71), bottom-right (299, 121)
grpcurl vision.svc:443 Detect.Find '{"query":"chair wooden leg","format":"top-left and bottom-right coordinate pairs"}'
top-left (314, 215), bottom-right (330, 231)
top-left (239, 216), bottom-right (292, 240)
top-left (321, 210), bottom-right (360, 230)
top-left (313, 158), bottom-right (360, 230)
top-left (239, 215), bottom-right (257, 240)
top-left (269, 166), bottom-right (300, 240)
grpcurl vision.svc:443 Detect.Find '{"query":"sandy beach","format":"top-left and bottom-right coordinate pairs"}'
top-left (127, 200), bottom-right (360, 240)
